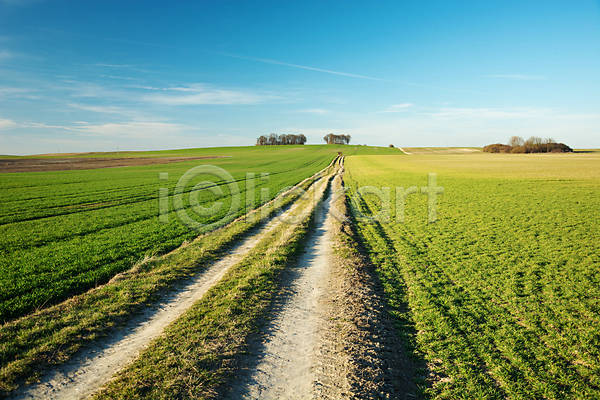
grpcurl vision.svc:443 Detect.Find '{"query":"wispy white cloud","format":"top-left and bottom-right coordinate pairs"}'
top-left (35, 137), bottom-right (87, 145)
top-left (143, 84), bottom-right (274, 105)
top-left (5, 24), bottom-right (397, 85)
top-left (100, 75), bottom-right (135, 80)
top-left (0, 48), bottom-right (40, 61)
top-left (124, 85), bottom-right (162, 91)
top-left (300, 109), bottom-right (330, 115)
top-left (67, 103), bottom-right (137, 117)
top-left (284, 106), bottom-right (600, 148)
top-left (380, 103), bottom-right (414, 113)
top-left (70, 121), bottom-right (187, 138)
top-left (214, 52), bottom-right (397, 83)
top-left (64, 81), bottom-right (275, 106)
top-left (486, 74), bottom-right (545, 80)
top-left (0, 86), bottom-right (39, 99)
top-left (67, 82), bottom-right (121, 99)
top-left (19, 120), bottom-right (189, 139)
top-left (214, 52), bottom-right (505, 95)
top-left (92, 63), bottom-right (132, 68)
top-left (22, 122), bottom-right (73, 129)
top-left (0, 118), bottom-right (17, 130)
top-left (431, 107), bottom-right (550, 119)
top-left (3, 23), bottom-right (502, 96)
top-left (163, 86), bottom-right (199, 92)
top-left (0, 50), bottom-right (14, 60)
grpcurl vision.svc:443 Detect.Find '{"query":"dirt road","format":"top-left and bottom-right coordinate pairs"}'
top-left (11, 183), bottom-right (317, 400)
top-left (12, 162), bottom-right (418, 399)
top-left (223, 189), bottom-right (344, 399)
top-left (221, 173), bottom-right (422, 399)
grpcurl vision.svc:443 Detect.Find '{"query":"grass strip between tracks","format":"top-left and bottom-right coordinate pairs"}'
top-left (92, 167), bottom-right (335, 399)
top-left (324, 172), bottom-right (424, 398)
top-left (0, 161), bottom-right (337, 398)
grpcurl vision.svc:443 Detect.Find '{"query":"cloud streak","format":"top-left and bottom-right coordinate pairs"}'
top-left (143, 84), bottom-right (274, 105)
top-left (92, 63), bottom-right (132, 68)
top-left (70, 122), bottom-right (187, 138)
top-left (486, 74), bottom-right (545, 80)
top-left (213, 53), bottom-right (507, 95)
top-left (301, 109), bottom-right (330, 115)
top-left (379, 103), bottom-right (414, 113)
top-left (0, 118), bottom-right (17, 130)
top-left (0, 86), bottom-right (39, 99)
top-left (431, 107), bottom-right (555, 119)
top-left (0, 50), bottom-right (14, 60)
top-left (291, 106), bottom-right (600, 148)
top-left (67, 103), bottom-right (138, 117)
top-left (213, 51), bottom-right (396, 82)
top-left (5, 24), bottom-right (505, 96)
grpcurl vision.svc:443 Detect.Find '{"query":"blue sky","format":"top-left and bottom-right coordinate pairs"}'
top-left (0, 0), bottom-right (599, 155)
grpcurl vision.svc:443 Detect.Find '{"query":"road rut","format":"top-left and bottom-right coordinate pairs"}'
top-left (11, 182), bottom-right (319, 400)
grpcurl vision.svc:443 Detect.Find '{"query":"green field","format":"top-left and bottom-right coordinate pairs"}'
top-left (5, 144), bottom-right (597, 398)
top-left (0, 145), bottom-right (381, 324)
top-left (344, 153), bottom-right (600, 398)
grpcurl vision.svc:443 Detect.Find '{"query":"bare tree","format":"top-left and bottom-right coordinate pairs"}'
top-left (256, 133), bottom-right (307, 146)
top-left (508, 136), bottom-right (524, 147)
top-left (485, 136), bottom-right (572, 154)
top-left (525, 136), bottom-right (544, 146)
top-left (268, 133), bottom-right (278, 145)
top-left (256, 135), bottom-right (267, 146)
top-left (323, 133), bottom-right (351, 145)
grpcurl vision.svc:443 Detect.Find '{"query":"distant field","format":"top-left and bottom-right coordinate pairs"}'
top-left (345, 152), bottom-right (600, 398)
top-left (574, 149), bottom-right (600, 154)
top-left (0, 145), bottom-right (355, 323)
top-left (345, 145), bottom-right (404, 156)
top-left (400, 147), bottom-right (482, 155)
top-left (4, 143), bottom-right (394, 159)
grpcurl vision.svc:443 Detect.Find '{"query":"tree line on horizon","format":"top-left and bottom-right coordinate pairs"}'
top-left (255, 132), bottom-right (352, 146)
top-left (323, 133), bottom-right (351, 145)
top-left (484, 136), bottom-right (573, 154)
top-left (256, 133), bottom-right (307, 146)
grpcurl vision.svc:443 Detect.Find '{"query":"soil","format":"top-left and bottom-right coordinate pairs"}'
top-left (221, 192), bottom-right (345, 399)
top-left (323, 209), bottom-right (425, 399)
top-left (0, 156), bottom-right (226, 173)
top-left (219, 174), bottom-right (423, 399)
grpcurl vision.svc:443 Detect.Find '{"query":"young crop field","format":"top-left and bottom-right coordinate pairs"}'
top-left (400, 147), bottom-right (482, 155)
top-left (344, 152), bottom-right (600, 398)
top-left (0, 145), bottom-right (365, 324)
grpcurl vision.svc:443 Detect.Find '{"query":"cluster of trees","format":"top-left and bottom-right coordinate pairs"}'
top-left (255, 132), bottom-right (353, 146)
top-left (323, 133), bottom-right (351, 145)
top-left (484, 136), bottom-right (573, 154)
top-left (256, 133), bottom-right (307, 146)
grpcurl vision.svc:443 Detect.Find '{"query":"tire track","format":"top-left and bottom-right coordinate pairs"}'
top-left (223, 178), bottom-right (344, 399)
top-left (11, 175), bottom-right (327, 400)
